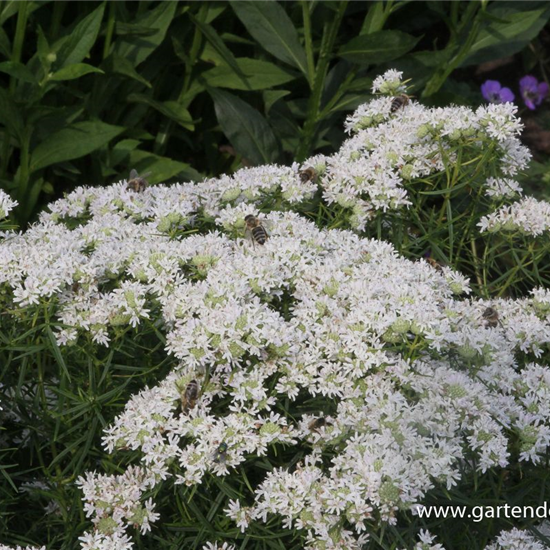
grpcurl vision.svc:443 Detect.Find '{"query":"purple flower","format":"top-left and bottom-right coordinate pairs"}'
top-left (519, 75), bottom-right (549, 110)
top-left (481, 80), bottom-right (515, 104)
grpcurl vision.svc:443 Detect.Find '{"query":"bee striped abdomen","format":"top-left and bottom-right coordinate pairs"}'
top-left (251, 226), bottom-right (268, 245)
top-left (390, 94), bottom-right (410, 113)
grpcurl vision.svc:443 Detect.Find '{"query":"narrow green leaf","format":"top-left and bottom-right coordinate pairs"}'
top-left (189, 13), bottom-right (249, 89)
top-left (114, 22), bottom-right (158, 37)
top-left (102, 53), bottom-right (152, 88)
top-left (50, 63), bottom-right (104, 81)
top-left (462, 5), bottom-right (550, 66)
top-left (128, 93), bottom-right (195, 131)
top-left (56, 4), bottom-right (105, 68)
top-left (230, 0), bottom-right (308, 76)
top-left (116, 2), bottom-right (177, 66)
top-left (202, 58), bottom-right (296, 91)
top-left (361, 2), bottom-right (387, 34)
top-left (210, 88), bottom-right (280, 165)
top-left (45, 325), bottom-right (71, 382)
top-left (338, 30), bottom-right (420, 64)
top-left (0, 61), bottom-right (36, 83)
top-left (30, 120), bottom-right (124, 172)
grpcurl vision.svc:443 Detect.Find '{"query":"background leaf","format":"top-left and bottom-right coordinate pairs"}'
top-left (461, 3), bottom-right (550, 66)
top-left (115, 2), bottom-right (177, 66)
top-left (55, 4), bottom-right (105, 68)
top-left (50, 63), bottom-right (104, 81)
top-left (202, 58), bottom-right (296, 91)
top-left (230, 0), bottom-right (308, 76)
top-left (338, 30), bottom-right (420, 64)
top-left (210, 88), bottom-right (280, 165)
top-left (0, 61), bottom-right (36, 83)
top-left (30, 121), bottom-right (124, 172)
top-left (128, 150), bottom-right (202, 183)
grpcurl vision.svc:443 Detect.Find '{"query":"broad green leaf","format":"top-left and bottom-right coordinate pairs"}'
top-left (30, 121), bottom-right (124, 172)
top-left (339, 30), bottom-right (419, 64)
top-left (230, 1), bottom-right (308, 76)
top-left (50, 63), bottom-right (104, 81)
top-left (462, 4), bottom-right (550, 66)
top-left (128, 94), bottom-right (195, 131)
top-left (190, 13), bottom-right (249, 88)
top-left (210, 88), bottom-right (280, 165)
top-left (263, 89), bottom-right (291, 114)
top-left (102, 53), bottom-right (152, 88)
top-left (0, 61), bottom-right (36, 83)
top-left (128, 150), bottom-right (202, 183)
top-left (56, 4), bottom-right (105, 68)
top-left (111, 139), bottom-right (142, 167)
top-left (202, 58), bottom-right (296, 91)
top-left (116, 2), bottom-right (177, 66)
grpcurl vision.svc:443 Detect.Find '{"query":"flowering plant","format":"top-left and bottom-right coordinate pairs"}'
top-left (2, 71), bottom-right (550, 550)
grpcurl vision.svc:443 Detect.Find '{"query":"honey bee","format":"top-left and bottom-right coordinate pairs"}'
top-left (299, 167), bottom-right (317, 184)
top-left (426, 256), bottom-right (445, 273)
top-left (308, 417), bottom-right (333, 433)
top-left (244, 214), bottom-right (268, 246)
top-left (482, 307), bottom-right (502, 328)
top-left (390, 93), bottom-right (411, 113)
top-left (127, 169), bottom-right (150, 193)
top-left (213, 441), bottom-right (228, 464)
top-left (181, 379), bottom-right (199, 412)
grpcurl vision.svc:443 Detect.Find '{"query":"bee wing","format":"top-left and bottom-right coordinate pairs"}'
top-left (129, 169), bottom-right (139, 179)
top-left (261, 218), bottom-right (272, 236)
top-left (141, 171), bottom-right (152, 179)
top-left (244, 226), bottom-right (255, 245)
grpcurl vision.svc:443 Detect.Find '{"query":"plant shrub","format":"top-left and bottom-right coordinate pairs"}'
top-left (2, 71), bottom-right (550, 550)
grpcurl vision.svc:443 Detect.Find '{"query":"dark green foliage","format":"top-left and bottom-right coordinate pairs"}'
top-left (2, 1), bottom-right (549, 224)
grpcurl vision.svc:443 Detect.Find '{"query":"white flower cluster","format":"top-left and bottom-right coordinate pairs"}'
top-left (0, 189), bottom-right (17, 220)
top-left (4, 206), bottom-right (550, 548)
top-left (1, 71), bottom-right (550, 550)
top-left (333, 71), bottom-right (531, 229)
top-left (400, 528), bottom-right (548, 550)
top-left (484, 528), bottom-right (549, 550)
top-left (479, 196), bottom-right (550, 236)
top-left (484, 177), bottom-right (523, 199)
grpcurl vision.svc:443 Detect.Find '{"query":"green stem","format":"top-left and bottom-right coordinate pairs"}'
top-left (103, 1), bottom-right (116, 60)
top-left (422, 2), bottom-right (483, 97)
top-left (302, 1), bottom-right (315, 89)
top-left (296, 1), bottom-right (348, 161)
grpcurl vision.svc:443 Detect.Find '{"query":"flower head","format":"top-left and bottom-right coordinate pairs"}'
top-left (519, 75), bottom-right (549, 110)
top-left (481, 80), bottom-right (515, 104)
